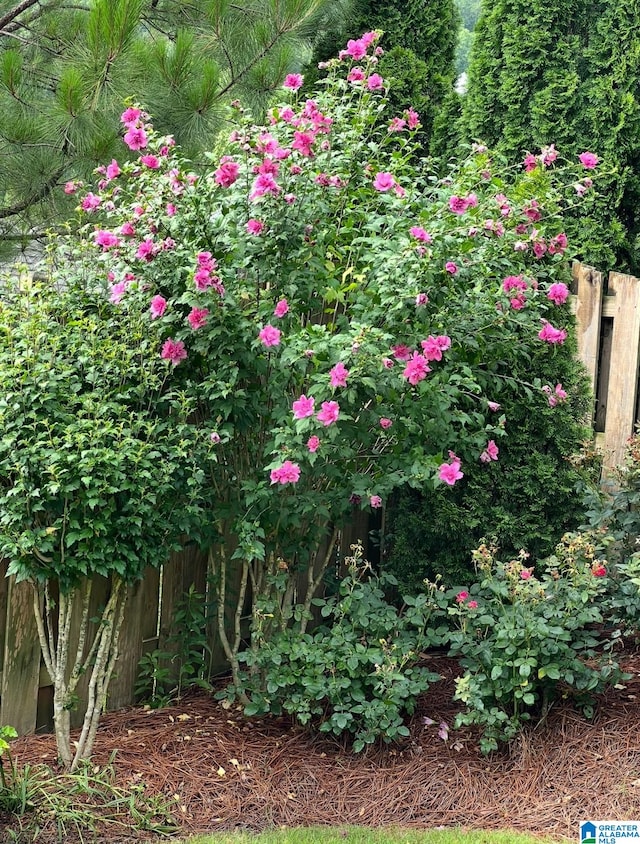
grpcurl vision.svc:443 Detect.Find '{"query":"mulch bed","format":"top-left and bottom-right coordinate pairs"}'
top-left (5, 653), bottom-right (640, 842)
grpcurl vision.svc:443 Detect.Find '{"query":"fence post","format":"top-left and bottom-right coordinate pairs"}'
top-left (1, 578), bottom-right (40, 735)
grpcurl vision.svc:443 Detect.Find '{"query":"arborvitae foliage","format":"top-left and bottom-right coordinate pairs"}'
top-left (0, 0), bottom-right (349, 254)
top-left (305, 0), bottom-right (459, 147)
top-left (459, 0), bottom-right (640, 272)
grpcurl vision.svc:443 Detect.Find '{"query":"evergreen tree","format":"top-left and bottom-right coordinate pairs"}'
top-left (460, 0), bottom-right (640, 271)
top-left (0, 0), bottom-right (349, 253)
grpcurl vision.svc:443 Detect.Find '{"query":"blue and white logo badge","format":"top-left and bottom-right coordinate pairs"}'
top-left (580, 821), bottom-right (640, 842)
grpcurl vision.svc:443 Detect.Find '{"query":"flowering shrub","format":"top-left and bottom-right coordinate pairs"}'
top-left (449, 538), bottom-right (623, 754)
top-left (56, 31), bottom-right (598, 691)
top-left (223, 543), bottom-right (444, 751)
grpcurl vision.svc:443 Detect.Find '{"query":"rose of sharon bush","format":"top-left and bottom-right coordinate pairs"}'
top-left (67, 32), bottom-right (591, 692)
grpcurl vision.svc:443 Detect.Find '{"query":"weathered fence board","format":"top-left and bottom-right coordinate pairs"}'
top-left (1, 579), bottom-right (40, 735)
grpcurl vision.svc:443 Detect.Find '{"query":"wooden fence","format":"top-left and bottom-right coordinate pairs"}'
top-left (2, 261), bottom-right (639, 736)
top-left (571, 262), bottom-right (640, 472)
top-left (0, 515), bottom-right (371, 736)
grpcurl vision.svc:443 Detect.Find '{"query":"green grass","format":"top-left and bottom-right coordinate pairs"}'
top-left (182, 828), bottom-right (563, 844)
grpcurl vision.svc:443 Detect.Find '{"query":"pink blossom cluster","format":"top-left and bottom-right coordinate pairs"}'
top-left (502, 274), bottom-right (528, 310)
top-left (161, 338), bottom-right (187, 365)
top-left (547, 282), bottom-right (569, 305)
top-left (121, 106), bottom-right (149, 151)
top-left (538, 321), bottom-right (568, 344)
top-left (338, 30), bottom-right (379, 61)
top-left (480, 440), bottom-right (499, 463)
top-left (439, 452), bottom-right (464, 486)
top-left (542, 383), bottom-right (568, 407)
top-left (448, 193), bottom-right (478, 215)
top-left (270, 460), bottom-right (301, 484)
top-left (194, 252), bottom-right (224, 295)
top-left (455, 591), bottom-right (478, 610)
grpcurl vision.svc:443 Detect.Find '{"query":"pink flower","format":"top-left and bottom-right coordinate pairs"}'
top-left (93, 229), bottom-right (120, 250)
top-left (539, 144), bottom-right (558, 166)
top-left (379, 418), bottom-right (393, 429)
top-left (405, 108), bottom-right (420, 129)
top-left (123, 126), bottom-right (148, 151)
top-left (388, 117), bottom-right (407, 132)
top-left (421, 335), bottom-right (450, 362)
top-left (415, 293), bottom-right (428, 306)
top-left (292, 130), bottom-right (316, 157)
top-left (187, 307), bottom-right (209, 330)
top-left (370, 495), bottom-right (383, 508)
top-left (410, 226), bottom-right (432, 243)
top-left (166, 203), bottom-right (177, 216)
top-left (161, 338), bottom-right (187, 365)
top-left (329, 361), bottom-right (349, 388)
top-left (307, 435), bottom-right (320, 453)
top-left (520, 569), bottom-right (532, 580)
top-left (455, 591), bottom-right (469, 603)
top-left (283, 73), bottom-right (304, 90)
top-left (480, 440), bottom-right (499, 463)
top-left (120, 221), bottom-right (136, 237)
top-left (439, 458), bottom-right (464, 486)
top-left (402, 352), bottom-right (431, 385)
top-left (538, 321), bottom-right (568, 345)
top-left (392, 344), bottom-right (412, 361)
top-left (259, 324), bottom-right (281, 347)
top-left (449, 195), bottom-right (471, 214)
top-left (292, 395), bottom-right (315, 419)
top-left (523, 152), bottom-right (538, 172)
top-left (503, 275), bottom-right (527, 294)
top-left (109, 280), bottom-right (128, 304)
top-left (317, 400), bottom-right (340, 426)
top-left (548, 233), bottom-right (568, 255)
top-left (579, 151), bottom-right (599, 169)
top-left (210, 432), bottom-right (221, 444)
top-left (373, 172), bottom-right (396, 192)
top-left (342, 38), bottom-right (367, 60)
top-left (488, 401), bottom-right (501, 412)
top-left (274, 299), bottom-right (289, 318)
top-left (547, 282), bottom-right (569, 305)
top-left (64, 181), bottom-right (78, 194)
top-left (367, 73), bottom-right (384, 90)
top-left (105, 159), bottom-right (120, 180)
top-left (270, 460), bottom-right (301, 485)
top-left (246, 218), bottom-right (265, 235)
top-left (445, 262), bottom-right (458, 274)
top-left (136, 238), bottom-right (157, 261)
top-left (467, 600), bottom-right (478, 609)
top-left (532, 239), bottom-right (547, 259)
top-left (121, 107), bottom-right (141, 125)
top-left (140, 154), bottom-right (160, 169)
top-left (382, 357), bottom-right (394, 369)
top-left (81, 192), bottom-right (102, 211)
top-left (214, 156), bottom-right (240, 187)
top-left (250, 173), bottom-right (280, 201)
top-left (592, 563), bottom-right (607, 577)
top-left (149, 295), bottom-right (167, 319)
top-left (347, 67), bottom-right (365, 83)
top-left (555, 383), bottom-right (567, 401)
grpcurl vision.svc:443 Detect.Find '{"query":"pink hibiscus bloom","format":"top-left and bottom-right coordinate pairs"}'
top-left (317, 401), bottom-right (340, 426)
top-left (402, 352), bottom-right (431, 385)
top-left (161, 338), bottom-right (187, 365)
top-left (187, 307), bottom-right (209, 330)
top-left (259, 325), bottom-right (281, 347)
top-left (329, 362), bottom-right (349, 388)
top-left (270, 461), bottom-right (301, 485)
top-left (149, 295), bottom-right (167, 319)
top-left (292, 395), bottom-right (315, 419)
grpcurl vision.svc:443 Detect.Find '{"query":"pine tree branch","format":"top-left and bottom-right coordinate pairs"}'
top-left (0, 0), bottom-right (42, 34)
top-left (0, 166), bottom-right (65, 220)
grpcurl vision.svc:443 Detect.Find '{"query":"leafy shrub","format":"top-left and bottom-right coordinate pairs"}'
top-left (222, 543), bottom-right (446, 751)
top-left (449, 536), bottom-right (623, 754)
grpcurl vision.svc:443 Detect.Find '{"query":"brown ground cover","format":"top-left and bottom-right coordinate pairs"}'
top-left (4, 654), bottom-right (640, 843)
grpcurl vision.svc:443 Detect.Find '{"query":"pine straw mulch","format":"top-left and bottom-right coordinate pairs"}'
top-left (6, 652), bottom-right (640, 843)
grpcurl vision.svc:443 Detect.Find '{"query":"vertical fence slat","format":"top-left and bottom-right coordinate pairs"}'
top-left (600, 270), bottom-right (640, 471)
top-left (0, 561), bottom-right (8, 694)
top-left (571, 262), bottom-right (603, 395)
top-left (108, 569), bottom-right (160, 711)
top-left (1, 578), bottom-right (40, 734)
